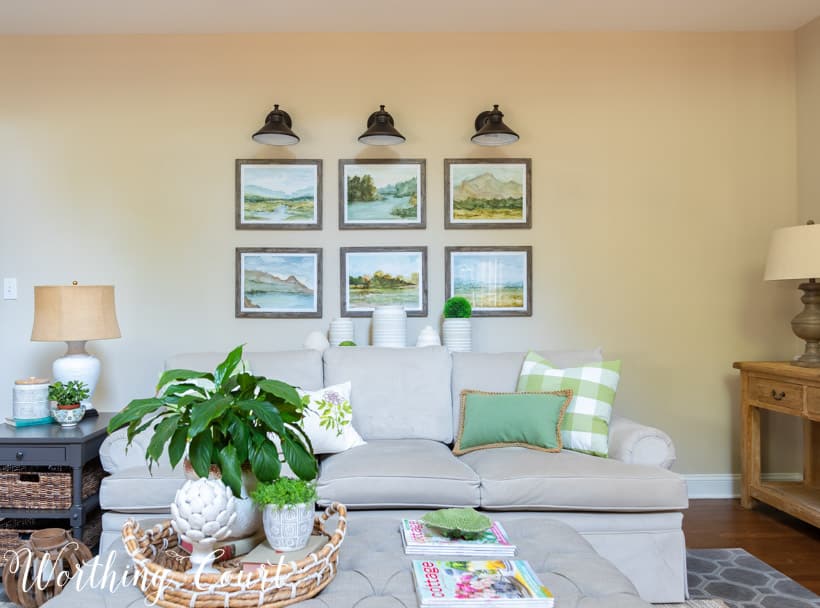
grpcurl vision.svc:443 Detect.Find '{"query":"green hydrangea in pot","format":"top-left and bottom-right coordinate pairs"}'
top-left (107, 344), bottom-right (318, 538)
top-left (442, 296), bottom-right (473, 353)
top-left (252, 477), bottom-right (318, 551)
top-left (48, 380), bottom-right (90, 427)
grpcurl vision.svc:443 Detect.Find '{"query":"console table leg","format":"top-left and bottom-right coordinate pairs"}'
top-left (806, 419), bottom-right (820, 489)
top-left (71, 464), bottom-right (84, 540)
top-left (741, 397), bottom-right (760, 509)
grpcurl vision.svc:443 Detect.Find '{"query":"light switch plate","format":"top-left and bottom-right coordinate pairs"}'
top-left (3, 278), bottom-right (17, 300)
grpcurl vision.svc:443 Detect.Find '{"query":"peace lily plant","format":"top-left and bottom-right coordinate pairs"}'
top-left (107, 345), bottom-right (318, 498)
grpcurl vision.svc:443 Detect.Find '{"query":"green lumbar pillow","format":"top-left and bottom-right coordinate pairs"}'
top-left (453, 389), bottom-right (572, 456)
top-left (517, 351), bottom-right (621, 458)
top-left (421, 508), bottom-right (491, 540)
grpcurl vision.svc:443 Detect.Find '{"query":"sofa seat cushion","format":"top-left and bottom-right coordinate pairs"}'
top-left (460, 447), bottom-right (688, 512)
top-left (100, 467), bottom-right (185, 513)
top-left (317, 439), bottom-right (480, 508)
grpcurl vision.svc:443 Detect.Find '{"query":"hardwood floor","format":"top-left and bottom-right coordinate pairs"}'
top-left (684, 499), bottom-right (820, 594)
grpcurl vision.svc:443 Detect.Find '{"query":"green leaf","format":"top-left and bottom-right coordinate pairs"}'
top-left (168, 425), bottom-right (188, 469)
top-left (188, 395), bottom-right (232, 438)
top-left (146, 415), bottom-right (180, 465)
top-left (156, 369), bottom-right (213, 393)
top-left (227, 415), bottom-right (250, 463)
top-left (281, 430), bottom-right (317, 481)
top-left (249, 440), bottom-right (281, 482)
top-left (162, 382), bottom-right (208, 399)
top-left (257, 379), bottom-right (302, 408)
top-left (108, 398), bottom-right (164, 433)
top-left (214, 345), bottom-right (244, 391)
top-left (237, 400), bottom-right (285, 435)
top-left (216, 444), bottom-right (242, 497)
top-left (286, 422), bottom-right (314, 456)
top-left (188, 432), bottom-right (213, 478)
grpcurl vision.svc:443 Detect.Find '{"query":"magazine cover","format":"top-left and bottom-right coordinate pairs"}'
top-left (412, 559), bottom-right (554, 605)
top-left (402, 520), bottom-right (514, 550)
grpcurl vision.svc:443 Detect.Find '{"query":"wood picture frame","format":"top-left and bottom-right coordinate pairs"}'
top-left (444, 158), bottom-right (532, 229)
top-left (235, 159), bottom-right (322, 230)
top-left (235, 247), bottom-right (322, 318)
top-left (340, 246), bottom-right (428, 317)
top-left (338, 159), bottom-right (426, 230)
top-left (445, 246), bottom-right (532, 317)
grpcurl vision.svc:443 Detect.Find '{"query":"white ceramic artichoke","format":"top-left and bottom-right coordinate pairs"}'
top-left (171, 478), bottom-right (237, 544)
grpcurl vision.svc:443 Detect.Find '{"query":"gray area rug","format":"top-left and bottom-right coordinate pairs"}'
top-left (686, 548), bottom-right (820, 608)
top-left (0, 548), bottom-right (814, 607)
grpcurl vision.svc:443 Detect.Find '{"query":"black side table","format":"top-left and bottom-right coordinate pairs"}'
top-left (0, 413), bottom-right (113, 539)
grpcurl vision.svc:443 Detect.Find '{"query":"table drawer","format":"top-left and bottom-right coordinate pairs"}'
top-left (749, 377), bottom-right (803, 411)
top-left (0, 446), bottom-right (66, 464)
top-left (807, 387), bottom-right (820, 417)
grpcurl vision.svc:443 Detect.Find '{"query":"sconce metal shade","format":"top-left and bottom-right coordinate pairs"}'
top-left (252, 104), bottom-right (300, 146)
top-left (471, 104), bottom-right (519, 146)
top-left (358, 105), bottom-right (405, 146)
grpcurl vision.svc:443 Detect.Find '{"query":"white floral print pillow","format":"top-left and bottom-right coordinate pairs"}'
top-left (297, 382), bottom-right (366, 454)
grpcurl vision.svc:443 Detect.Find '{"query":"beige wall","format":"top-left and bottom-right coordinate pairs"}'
top-left (798, 17), bottom-right (820, 222)
top-left (0, 32), bottom-right (800, 475)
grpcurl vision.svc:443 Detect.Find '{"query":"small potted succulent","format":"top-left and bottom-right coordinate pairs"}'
top-left (442, 296), bottom-right (473, 352)
top-left (251, 477), bottom-right (318, 551)
top-left (48, 380), bottom-right (90, 427)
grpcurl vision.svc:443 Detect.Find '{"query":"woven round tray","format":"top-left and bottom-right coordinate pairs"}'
top-left (122, 503), bottom-right (347, 608)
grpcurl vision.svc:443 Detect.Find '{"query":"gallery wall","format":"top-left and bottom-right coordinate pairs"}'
top-left (0, 32), bottom-right (800, 476)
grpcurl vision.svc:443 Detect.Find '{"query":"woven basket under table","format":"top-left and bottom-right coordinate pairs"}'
top-left (122, 503), bottom-right (347, 608)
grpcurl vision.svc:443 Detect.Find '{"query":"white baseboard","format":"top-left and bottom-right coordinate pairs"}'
top-left (683, 473), bottom-right (803, 499)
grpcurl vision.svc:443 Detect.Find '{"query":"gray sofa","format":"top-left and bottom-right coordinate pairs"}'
top-left (99, 346), bottom-right (688, 603)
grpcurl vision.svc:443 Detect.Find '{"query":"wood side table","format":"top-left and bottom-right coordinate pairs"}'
top-left (0, 413), bottom-right (113, 539)
top-left (734, 361), bottom-right (820, 527)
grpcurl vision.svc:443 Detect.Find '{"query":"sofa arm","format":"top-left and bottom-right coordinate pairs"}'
top-left (608, 414), bottom-right (676, 469)
top-left (99, 427), bottom-right (171, 475)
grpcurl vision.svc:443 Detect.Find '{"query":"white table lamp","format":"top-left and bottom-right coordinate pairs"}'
top-left (31, 283), bottom-right (121, 412)
top-left (764, 220), bottom-right (820, 367)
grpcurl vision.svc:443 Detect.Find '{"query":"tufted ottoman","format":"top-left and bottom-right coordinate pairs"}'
top-left (43, 513), bottom-right (651, 608)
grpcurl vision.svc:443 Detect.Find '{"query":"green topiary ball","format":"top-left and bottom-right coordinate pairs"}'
top-left (338, 340), bottom-right (357, 346)
top-left (443, 296), bottom-right (472, 319)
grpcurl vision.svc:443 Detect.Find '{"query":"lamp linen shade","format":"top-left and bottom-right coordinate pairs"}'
top-left (31, 285), bottom-right (121, 342)
top-left (764, 223), bottom-right (820, 281)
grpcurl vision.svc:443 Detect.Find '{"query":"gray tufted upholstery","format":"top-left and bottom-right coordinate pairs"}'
top-left (45, 513), bottom-right (650, 608)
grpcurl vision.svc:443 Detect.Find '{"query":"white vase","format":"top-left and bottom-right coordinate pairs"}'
top-left (416, 325), bottom-right (441, 347)
top-left (183, 460), bottom-right (261, 539)
top-left (372, 305), bottom-right (407, 348)
top-left (442, 318), bottom-right (472, 352)
top-left (329, 317), bottom-right (354, 346)
top-left (262, 503), bottom-right (315, 551)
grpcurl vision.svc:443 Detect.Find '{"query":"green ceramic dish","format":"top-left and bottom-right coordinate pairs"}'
top-left (420, 508), bottom-right (492, 540)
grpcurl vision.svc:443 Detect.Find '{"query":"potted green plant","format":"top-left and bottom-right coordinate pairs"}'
top-left (48, 380), bottom-right (90, 410)
top-left (251, 477), bottom-right (318, 551)
top-left (442, 296), bottom-right (472, 352)
top-left (48, 380), bottom-right (91, 428)
top-left (107, 344), bottom-right (317, 537)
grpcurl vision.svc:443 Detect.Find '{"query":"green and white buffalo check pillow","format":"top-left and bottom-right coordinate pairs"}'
top-left (517, 351), bottom-right (621, 457)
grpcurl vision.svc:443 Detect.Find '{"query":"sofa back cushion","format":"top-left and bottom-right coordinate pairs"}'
top-left (323, 346), bottom-right (453, 442)
top-left (165, 350), bottom-right (323, 391)
top-left (451, 349), bottom-right (603, 433)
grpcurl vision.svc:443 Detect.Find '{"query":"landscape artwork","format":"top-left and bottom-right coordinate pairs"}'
top-left (236, 160), bottom-right (322, 229)
top-left (446, 247), bottom-right (532, 317)
top-left (340, 160), bottom-right (425, 228)
top-left (236, 248), bottom-right (322, 318)
top-left (445, 159), bottom-right (531, 229)
top-left (341, 247), bottom-right (428, 316)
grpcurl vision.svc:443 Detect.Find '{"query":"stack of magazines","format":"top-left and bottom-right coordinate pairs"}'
top-left (412, 559), bottom-right (554, 607)
top-left (401, 519), bottom-right (516, 556)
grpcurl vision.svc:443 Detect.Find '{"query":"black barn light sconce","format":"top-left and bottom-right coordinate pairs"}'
top-left (252, 104), bottom-right (300, 146)
top-left (358, 105), bottom-right (406, 146)
top-left (471, 104), bottom-right (519, 146)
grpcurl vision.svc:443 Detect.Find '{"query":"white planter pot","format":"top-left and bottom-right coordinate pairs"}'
top-left (372, 305), bottom-right (407, 348)
top-left (183, 460), bottom-right (261, 539)
top-left (442, 318), bottom-right (472, 352)
top-left (262, 503), bottom-right (315, 551)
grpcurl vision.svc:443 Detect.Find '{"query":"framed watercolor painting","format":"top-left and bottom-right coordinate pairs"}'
top-left (445, 246), bottom-right (532, 317)
top-left (235, 248), bottom-right (322, 318)
top-left (340, 246), bottom-right (428, 316)
top-left (235, 159), bottom-right (322, 230)
top-left (444, 158), bottom-right (531, 229)
top-left (339, 159), bottom-right (426, 229)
